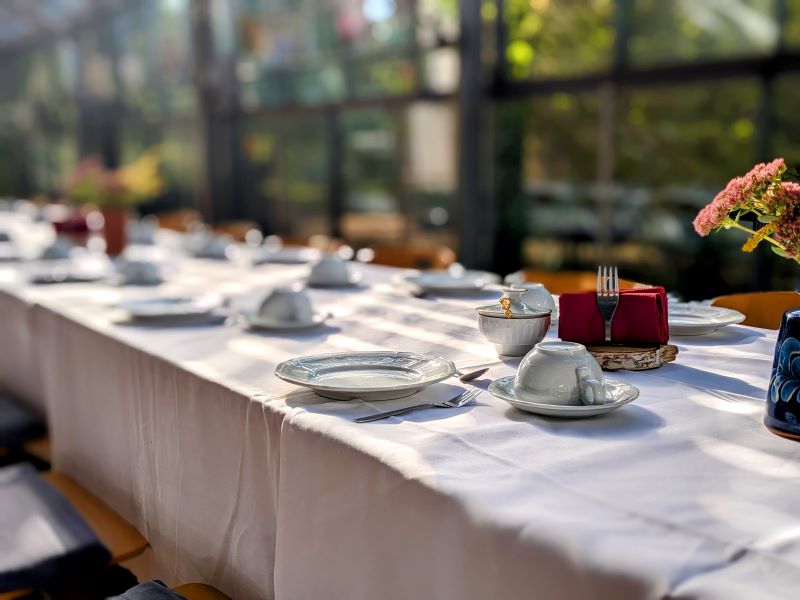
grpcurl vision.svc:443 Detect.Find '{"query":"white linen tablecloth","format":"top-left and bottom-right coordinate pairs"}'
top-left (0, 220), bottom-right (797, 599)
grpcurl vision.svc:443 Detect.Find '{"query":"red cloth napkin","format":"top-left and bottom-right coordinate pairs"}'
top-left (558, 287), bottom-right (669, 345)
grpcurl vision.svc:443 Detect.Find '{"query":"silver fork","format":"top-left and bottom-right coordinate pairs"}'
top-left (354, 388), bottom-right (480, 423)
top-left (596, 266), bottom-right (620, 343)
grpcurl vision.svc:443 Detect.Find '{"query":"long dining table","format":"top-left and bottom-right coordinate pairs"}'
top-left (0, 214), bottom-right (798, 599)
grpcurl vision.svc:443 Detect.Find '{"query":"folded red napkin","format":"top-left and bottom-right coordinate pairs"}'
top-left (558, 287), bottom-right (669, 345)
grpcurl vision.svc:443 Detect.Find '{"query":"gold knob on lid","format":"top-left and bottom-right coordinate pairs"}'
top-left (499, 296), bottom-right (512, 319)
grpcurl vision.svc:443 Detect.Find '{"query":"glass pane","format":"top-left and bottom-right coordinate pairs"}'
top-left (785, 0), bottom-right (800, 47)
top-left (772, 74), bottom-right (800, 166)
top-left (405, 101), bottom-right (458, 248)
top-left (239, 115), bottom-right (331, 237)
top-left (118, 118), bottom-right (201, 211)
top-left (630, 0), bottom-right (780, 66)
top-left (232, 0), bottom-right (423, 106)
top-left (340, 108), bottom-right (403, 244)
top-left (615, 79), bottom-right (760, 184)
top-left (351, 58), bottom-right (416, 98)
top-left (504, 0), bottom-right (615, 80)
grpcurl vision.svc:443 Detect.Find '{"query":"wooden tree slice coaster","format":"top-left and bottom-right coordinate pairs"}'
top-left (586, 344), bottom-right (678, 371)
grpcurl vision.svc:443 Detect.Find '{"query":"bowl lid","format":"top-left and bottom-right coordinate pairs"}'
top-left (476, 304), bottom-right (551, 319)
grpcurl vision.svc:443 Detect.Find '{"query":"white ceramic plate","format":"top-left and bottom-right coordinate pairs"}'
top-left (254, 247), bottom-right (321, 265)
top-left (117, 295), bottom-right (222, 321)
top-left (668, 303), bottom-right (746, 336)
top-left (405, 270), bottom-right (500, 295)
top-left (275, 351), bottom-right (456, 400)
top-left (489, 376), bottom-right (639, 418)
top-left (242, 310), bottom-right (329, 332)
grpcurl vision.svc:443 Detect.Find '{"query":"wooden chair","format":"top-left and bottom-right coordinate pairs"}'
top-left (22, 435), bottom-right (51, 464)
top-left (212, 220), bottom-right (260, 242)
top-left (0, 468), bottom-right (148, 598)
top-left (368, 245), bottom-right (457, 270)
top-left (711, 291), bottom-right (800, 330)
top-left (155, 209), bottom-right (202, 232)
top-left (174, 583), bottom-right (231, 600)
top-left (42, 471), bottom-right (148, 564)
top-left (511, 269), bottom-right (644, 294)
top-left (0, 392), bottom-right (47, 464)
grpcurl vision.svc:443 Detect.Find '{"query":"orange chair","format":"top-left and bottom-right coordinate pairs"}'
top-left (512, 269), bottom-right (644, 294)
top-left (23, 435), bottom-right (51, 464)
top-left (174, 583), bottom-right (231, 599)
top-left (0, 469), bottom-right (148, 599)
top-left (42, 471), bottom-right (148, 565)
top-left (212, 220), bottom-right (260, 242)
top-left (711, 291), bottom-right (800, 330)
top-left (369, 245), bottom-right (457, 270)
top-left (155, 209), bottom-right (202, 232)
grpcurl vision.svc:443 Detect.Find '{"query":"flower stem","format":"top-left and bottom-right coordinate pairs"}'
top-left (725, 219), bottom-right (785, 249)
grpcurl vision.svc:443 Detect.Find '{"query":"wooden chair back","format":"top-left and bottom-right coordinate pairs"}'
top-left (42, 471), bottom-right (148, 564)
top-left (155, 208), bottom-right (202, 232)
top-left (212, 220), bottom-right (260, 242)
top-left (369, 245), bottom-right (457, 270)
top-left (711, 291), bottom-right (800, 329)
top-left (515, 269), bottom-right (643, 294)
top-left (173, 583), bottom-right (232, 600)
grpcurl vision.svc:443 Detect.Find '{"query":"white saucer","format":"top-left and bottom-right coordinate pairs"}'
top-left (117, 295), bottom-right (222, 322)
top-left (405, 270), bottom-right (500, 295)
top-left (254, 247), bottom-right (321, 265)
top-left (668, 303), bottom-right (745, 336)
top-left (489, 376), bottom-right (639, 418)
top-left (242, 310), bottom-right (329, 332)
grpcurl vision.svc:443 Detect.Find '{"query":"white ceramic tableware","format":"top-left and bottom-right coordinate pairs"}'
top-left (668, 303), bottom-right (746, 336)
top-left (253, 246), bottom-right (321, 265)
top-left (489, 376), bottom-right (639, 418)
top-left (307, 254), bottom-right (361, 287)
top-left (190, 234), bottom-right (233, 260)
top-left (127, 217), bottom-right (158, 245)
top-left (117, 294), bottom-right (223, 323)
top-left (476, 289), bottom-right (551, 356)
top-left (117, 259), bottom-right (163, 285)
top-left (40, 236), bottom-right (74, 260)
top-left (515, 341), bottom-right (609, 406)
top-left (243, 287), bottom-right (328, 331)
top-left (0, 243), bottom-right (20, 262)
top-left (515, 283), bottom-right (557, 313)
top-left (258, 287), bottom-right (313, 321)
top-left (406, 268), bottom-right (501, 295)
top-left (274, 351), bottom-right (456, 400)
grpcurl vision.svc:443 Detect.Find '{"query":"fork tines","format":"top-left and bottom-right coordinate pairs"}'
top-left (596, 266), bottom-right (620, 344)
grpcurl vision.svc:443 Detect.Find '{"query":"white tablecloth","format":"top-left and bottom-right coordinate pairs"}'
top-left (1, 214), bottom-right (798, 599)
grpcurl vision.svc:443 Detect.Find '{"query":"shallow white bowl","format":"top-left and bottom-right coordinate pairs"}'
top-left (476, 311), bottom-right (551, 356)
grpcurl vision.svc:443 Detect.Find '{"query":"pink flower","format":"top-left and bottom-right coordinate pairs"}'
top-left (693, 158), bottom-right (787, 236)
top-left (693, 202), bottom-right (726, 236)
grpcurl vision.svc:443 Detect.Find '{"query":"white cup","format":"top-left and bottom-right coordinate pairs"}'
top-left (41, 236), bottom-right (73, 260)
top-left (308, 254), bottom-right (351, 286)
top-left (516, 283), bottom-right (557, 313)
top-left (258, 287), bottom-right (314, 322)
top-left (119, 260), bottom-right (162, 285)
top-left (514, 341), bottom-right (607, 406)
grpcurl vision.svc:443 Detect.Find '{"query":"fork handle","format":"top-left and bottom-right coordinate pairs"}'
top-left (604, 321), bottom-right (612, 343)
top-left (354, 403), bottom-right (430, 423)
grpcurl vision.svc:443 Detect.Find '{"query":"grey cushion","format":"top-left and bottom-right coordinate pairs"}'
top-left (0, 464), bottom-right (111, 592)
top-left (112, 580), bottom-right (188, 600)
top-left (0, 393), bottom-right (45, 448)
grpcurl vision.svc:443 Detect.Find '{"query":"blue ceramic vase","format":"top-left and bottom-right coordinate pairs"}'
top-left (767, 308), bottom-right (800, 440)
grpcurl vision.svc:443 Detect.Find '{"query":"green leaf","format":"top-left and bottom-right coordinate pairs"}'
top-left (758, 214), bottom-right (778, 223)
top-left (771, 246), bottom-right (788, 257)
